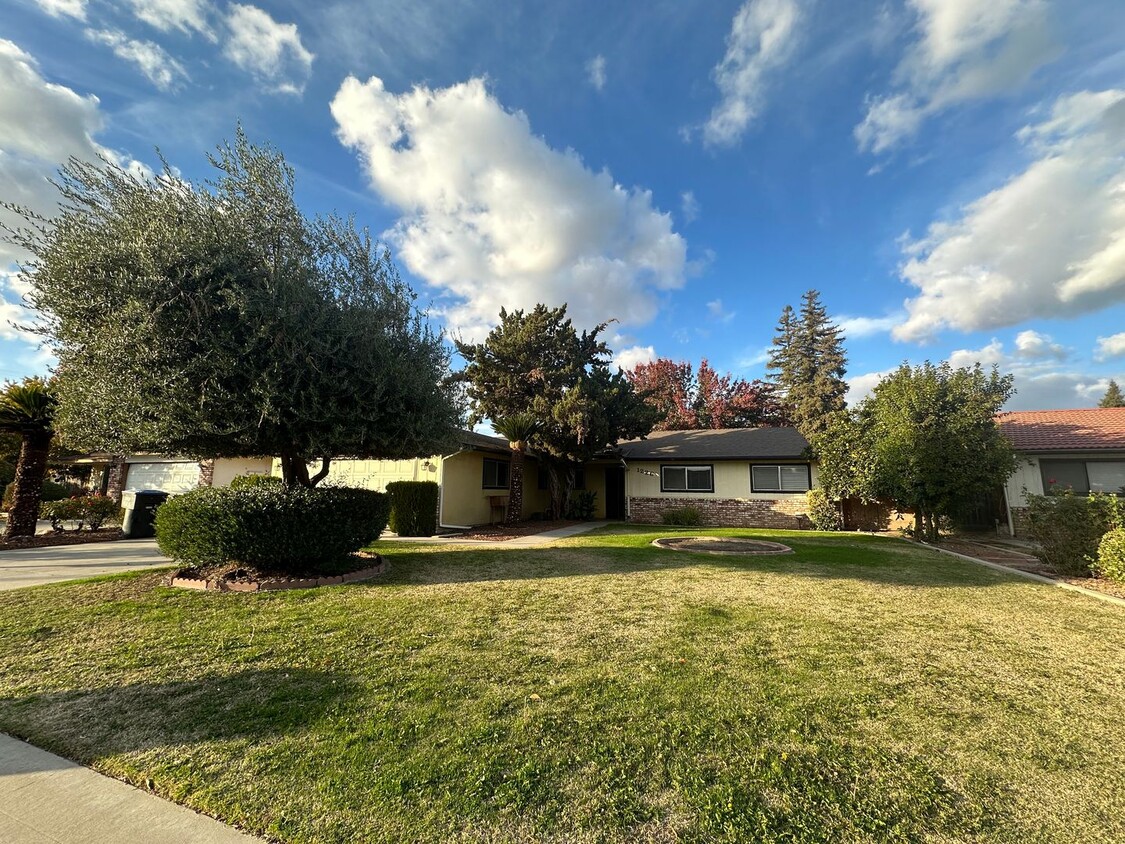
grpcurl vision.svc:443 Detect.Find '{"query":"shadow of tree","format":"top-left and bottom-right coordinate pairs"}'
top-left (0, 667), bottom-right (356, 771)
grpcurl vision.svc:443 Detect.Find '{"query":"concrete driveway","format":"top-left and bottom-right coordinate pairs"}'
top-left (0, 539), bottom-right (171, 591)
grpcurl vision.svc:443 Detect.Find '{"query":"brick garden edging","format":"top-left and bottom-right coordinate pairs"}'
top-left (169, 557), bottom-right (386, 592)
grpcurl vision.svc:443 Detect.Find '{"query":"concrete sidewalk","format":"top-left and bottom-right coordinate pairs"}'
top-left (0, 539), bottom-right (170, 591)
top-left (0, 733), bottom-right (260, 843)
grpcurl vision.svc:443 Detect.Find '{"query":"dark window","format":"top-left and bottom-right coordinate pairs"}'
top-left (483, 458), bottom-right (510, 489)
top-left (660, 465), bottom-right (714, 493)
top-left (751, 464), bottom-right (810, 493)
top-left (574, 468), bottom-right (586, 490)
top-left (1041, 459), bottom-right (1125, 495)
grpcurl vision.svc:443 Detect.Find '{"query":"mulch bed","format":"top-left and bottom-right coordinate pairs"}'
top-left (938, 537), bottom-right (1125, 600)
top-left (167, 551), bottom-right (385, 592)
top-left (0, 528), bottom-right (125, 552)
top-left (455, 520), bottom-right (582, 542)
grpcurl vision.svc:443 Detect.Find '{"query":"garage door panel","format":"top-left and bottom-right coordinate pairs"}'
top-left (126, 462), bottom-right (200, 493)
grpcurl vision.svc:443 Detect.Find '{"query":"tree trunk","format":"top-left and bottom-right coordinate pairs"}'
top-left (279, 454), bottom-right (330, 488)
top-left (506, 447), bottom-right (524, 524)
top-left (4, 429), bottom-right (53, 539)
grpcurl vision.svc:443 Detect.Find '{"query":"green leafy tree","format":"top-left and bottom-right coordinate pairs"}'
top-left (0, 379), bottom-right (57, 538)
top-left (1100, 379), bottom-right (1125, 408)
top-left (823, 362), bottom-right (1018, 541)
top-left (5, 131), bottom-right (461, 487)
top-left (491, 412), bottom-right (542, 524)
top-left (767, 290), bottom-right (847, 437)
top-left (457, 305), bottom-right (657, 518)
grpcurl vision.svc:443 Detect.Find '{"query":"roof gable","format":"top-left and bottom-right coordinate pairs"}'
top-left (996, 408), bottom-right (1125, 452)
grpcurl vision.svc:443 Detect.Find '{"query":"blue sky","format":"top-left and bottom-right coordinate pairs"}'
top-left (2, 0), bottom-right (1124, 409)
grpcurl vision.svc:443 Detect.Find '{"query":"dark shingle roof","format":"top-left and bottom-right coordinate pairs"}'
top-left (612, 427), bottom-right (810, 461)
top-left (996, 408), bottom-right (1125, 452)
top-left (456, 429), bottom-right (511, 453)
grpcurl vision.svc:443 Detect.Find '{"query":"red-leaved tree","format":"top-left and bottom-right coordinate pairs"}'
top-left (626, 359), bottom-right (787, 430)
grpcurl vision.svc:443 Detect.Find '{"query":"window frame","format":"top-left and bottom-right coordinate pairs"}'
top-left (482, 457), bottom-right (511, 490)
top-left (659, 464), bottom-right (715, 494)
top-left (750, 463), bottom-right (811, 494)
top-left (1040, 458), bottom-right (1125, 496)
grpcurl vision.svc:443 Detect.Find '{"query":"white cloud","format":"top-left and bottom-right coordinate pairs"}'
top-left (331, 75), bottom-right (687, 341)
top-left (87, 29), bottom-right (189, 91)
top-left (856, 0), bottom-right (1058, 153)
top-left (846, 368), bottom-right (895, 404)
top-left (224, 4), bottom-right (313, 94)
top-left (702, 0), bottom-right (802, 147)
top-left (1095, 332), bottom-right (1125, 361)
top-left (706, 298), bottom-right (736, 323)
top-left (940, 338), bottom-right (1111, 410)
top-left (613, 345), bottom-right (656, 372)
top-left (36, 0), bottom-right (86, 20)
top-left (0, 272), bottom-right (31, 341)
top-left (126, 0), bottom-right (215, 40)
top-left (894, 89), bottom-right (1125, 341)
top-left (586, 55), bottom-right (606, 91)
top-left (836, 313), bottom-right (903, 339)
top-left (680, 190), bottom-right (700, 224)
top-left (1013, 329), bottom-right (1067, 360)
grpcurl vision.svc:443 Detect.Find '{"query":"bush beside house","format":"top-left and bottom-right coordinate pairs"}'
top-left (1025, 490), bottom-right (1122, 577)
top-left (386, 481), bottom-right (439, 537)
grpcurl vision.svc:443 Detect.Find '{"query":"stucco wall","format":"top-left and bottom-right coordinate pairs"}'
top-left (625, 459), bottom-right (818, 501)
top-left (440, 451), bottom-right (510, 526)
top-left (212, 457), bottom-right (274, 488)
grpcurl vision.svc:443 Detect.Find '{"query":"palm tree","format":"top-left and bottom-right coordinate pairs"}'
top-left (491, 413), bottom-right (542, 525)
top-left (0, 380), bottom-right (58, 539)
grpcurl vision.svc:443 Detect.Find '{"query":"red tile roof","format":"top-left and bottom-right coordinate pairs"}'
top-left (996, 408), bottom-right (1125, 452)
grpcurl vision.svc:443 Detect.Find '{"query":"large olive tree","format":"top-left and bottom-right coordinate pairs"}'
top-left (4, 132), bottom-right (461, 486)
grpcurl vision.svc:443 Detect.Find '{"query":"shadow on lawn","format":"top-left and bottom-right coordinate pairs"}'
top-left (0, 667), bottom-right (355, 772)
top-left (375, 538), bottom-right (1012, 590)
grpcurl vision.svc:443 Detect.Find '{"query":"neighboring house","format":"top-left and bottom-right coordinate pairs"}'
top-left (998, 408), bottom-right (1125, 536)
top-left (603, 427), bottom-right (818, 528)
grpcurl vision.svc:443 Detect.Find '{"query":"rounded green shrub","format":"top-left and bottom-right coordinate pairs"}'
top-left (228, 473), bottom-right (282, 490)
top-left (155, 485), bottom-right (389, 574)
top-left (1095, 527), bottom-right (1125, 584)
top-left (805, 488), bottom-right (842, 531)
top-left (385, 480), bottom-right (439, 536)
top-left (661, 506), bottom-right (703, 527)
top-left (40, 494), bottom-right (120, 530)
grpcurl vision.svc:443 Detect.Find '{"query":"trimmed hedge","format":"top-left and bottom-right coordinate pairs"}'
top-left (386, 481), bottom-right (439, 537)
top-left (661, 506), bottom-right (703, 527)
top-left (155, 485), bottom-right (389, 574)
top-left (1096, 528), bottom-right (1125, 584)
top-left (229, 473), bottom-right (283, 490)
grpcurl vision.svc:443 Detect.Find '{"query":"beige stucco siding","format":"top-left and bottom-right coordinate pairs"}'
top-left (625, 459), bottom-right (818, 501)
top-left (440, 451), bottom-right (510, 526)
top-left (212, 457), bottom-right (274, 488)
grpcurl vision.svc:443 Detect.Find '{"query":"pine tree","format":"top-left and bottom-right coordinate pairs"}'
top-left (1100, 379), bottom-right (1125, 408)
top-left (767, 290), bottom-right (848, 437)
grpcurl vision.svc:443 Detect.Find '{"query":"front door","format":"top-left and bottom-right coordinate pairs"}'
top-left (605, 466), bottom-right (626, 520)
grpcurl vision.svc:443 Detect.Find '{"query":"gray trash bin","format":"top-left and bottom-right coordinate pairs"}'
top-left (121, 490), bottom-right (169, 538)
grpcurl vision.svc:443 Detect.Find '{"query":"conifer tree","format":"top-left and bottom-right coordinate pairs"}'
top-left (1100, 379), bottom-right (1125, 408)
top-left (767, 290), bottom-right (847, 437)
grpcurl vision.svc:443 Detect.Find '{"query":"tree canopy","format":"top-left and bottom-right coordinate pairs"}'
top-left (456, 305), bottom-right (657, 517)
top-left (814, 362), bottom-right (1017, 540)
top-left (767, 290), bottom-right (847, 437)
top-left (5, 131), bottom-right (461, 486)
top-left (625, 358), bottom-right (786, 430)
top-left (1100, 379), bottom-right (1125, 408)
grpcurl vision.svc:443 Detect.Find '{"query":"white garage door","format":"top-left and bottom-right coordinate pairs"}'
top-left (125, 462), bottom-right (201, 493)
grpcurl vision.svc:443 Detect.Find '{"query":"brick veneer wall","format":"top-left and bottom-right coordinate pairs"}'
top-left (1008, 506), bottom-right (1031, 538)
top-left (106, 460), bottom-right (127, 504)
top-left (629, 496), bottom-right (808, 529)
top-left (198, 459), bottom-right (215, 488)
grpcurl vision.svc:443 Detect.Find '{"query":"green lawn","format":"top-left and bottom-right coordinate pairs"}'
top-left (1, 526), bottom-right (1123, 843)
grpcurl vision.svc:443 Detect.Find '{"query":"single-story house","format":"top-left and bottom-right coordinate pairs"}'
top-left (65, 453), bottom-right (273, 497)
top-left (998, 407), bottom-right (1125, 536)
top-left (602, 427), bottom-right (817, 528)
